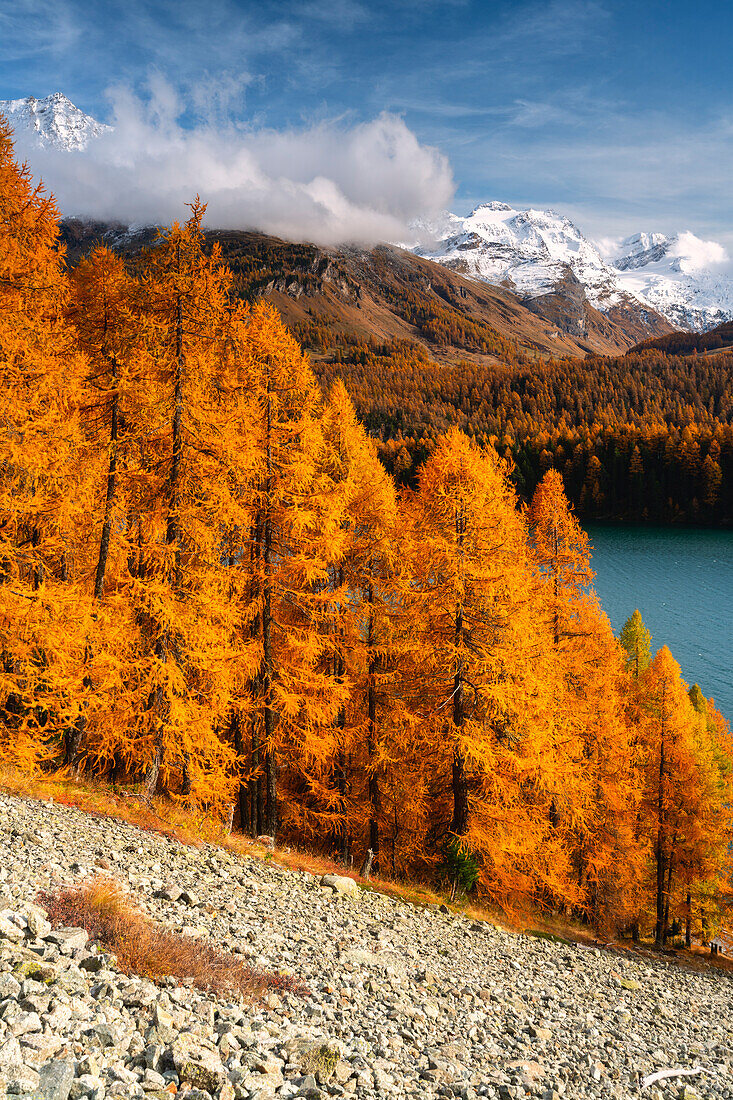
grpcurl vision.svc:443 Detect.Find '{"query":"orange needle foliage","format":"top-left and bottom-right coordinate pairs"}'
top-left (0, 117), bottom-right (731, 938)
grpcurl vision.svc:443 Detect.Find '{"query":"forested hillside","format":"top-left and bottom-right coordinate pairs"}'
top-left (318, 344), bottom-right (733, 525)
top-left (2, 118), bottom-right (732, 943)
top-left (61, 222), bottom-right (733, 526)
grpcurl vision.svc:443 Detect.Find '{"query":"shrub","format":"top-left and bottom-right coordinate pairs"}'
top-left (38, 876), bottom-right (307, 1000)
top-left (437, 839), bottom-right (479, 901)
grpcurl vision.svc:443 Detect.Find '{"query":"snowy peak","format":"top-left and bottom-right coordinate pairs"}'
top-left (411, 202), bottom-right (733, 334)
top-left (0, 92), bottom-right (110, 151)
top-left (614, 232), bottom-right (673, 270)
top-left (412, 201), bottom-right (628, 308)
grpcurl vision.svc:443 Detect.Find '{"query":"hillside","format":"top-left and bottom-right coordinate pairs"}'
top-left (59, 220), bottom-right (664, 359)
top-left (631, 319), bottom-right (733, 357)
top-left (1, 790), bottom-right (732, 1100)
top-left (57, 219), bottom-right (733, 526)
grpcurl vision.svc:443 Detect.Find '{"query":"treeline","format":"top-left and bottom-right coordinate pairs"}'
top-left (313, 338), bottom-right (733, 523)
top-left (632, 320), bottom-right (733, 357)
top-left (1, 119), bottom-right (732, 941)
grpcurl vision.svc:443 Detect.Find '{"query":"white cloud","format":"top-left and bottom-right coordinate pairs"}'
top-left (12, 83), bottom-right (454, 245)
top-left (670, 231), bottom-right (728, 274)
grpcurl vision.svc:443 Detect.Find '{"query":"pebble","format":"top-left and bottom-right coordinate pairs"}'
top-left (0, 791), bottom-right (729, 1100)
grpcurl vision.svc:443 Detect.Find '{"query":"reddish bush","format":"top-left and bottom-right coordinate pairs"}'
top-left (38, 877), bottom-right (308, 1000)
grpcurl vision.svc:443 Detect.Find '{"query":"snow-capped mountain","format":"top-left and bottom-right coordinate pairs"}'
top-left (412, 202), bottom-right (733, 334)
top-left (611, 232), bottom-right (733, 331)
top-left (0, 92), bottom-right (110, 151)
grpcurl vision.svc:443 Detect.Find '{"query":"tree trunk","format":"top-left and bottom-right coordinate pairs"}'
top-left (262, 529), bottom-right (277, 835)
top-left (451, 509), bottom-right (469, 838)
top-left (662, 838), bottom-right (676, 944)
top-left (93, 361), bottom-right (118, 600)
top-left (366, 594), bottom-right (381, 869)
top-left (143, 744), bottom-right (162, 800)
top-left (166, 276), bottom-right (184, 589)
top-left (685, 891), bottom-right (692, 948)
top-left (231, 711), bottom-right (249, 834)
top-left (451, 599), bottom-right (468, 836)
top-left (143, 636), bottom-right (167, 797)
top-left (261, 382), bottom-right (278, 840)
top-left (655, 713), bottom-right (667, 948)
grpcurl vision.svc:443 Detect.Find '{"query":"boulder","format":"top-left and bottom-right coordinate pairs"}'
top-left (37, 1059), bottom-right (75, 1100)
top-left (0, 913), bottom-right (25, 943)
top-left (320, 874), bottom-right (359, 897)
top-left (171, 1034), bottom-right (226, 1092)
top-left (45, 927), bottom-right (89, 954)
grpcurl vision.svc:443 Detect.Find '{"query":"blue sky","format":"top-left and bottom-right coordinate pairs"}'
top-left (1, 0), bottom-right (731, 244)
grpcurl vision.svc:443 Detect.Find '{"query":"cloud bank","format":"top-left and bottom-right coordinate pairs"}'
top-left (13, 84), bottom-right (455, 245)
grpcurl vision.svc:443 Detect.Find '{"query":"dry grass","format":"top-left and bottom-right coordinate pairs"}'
top-left (38, 876), bottom-right (308, 1000)
top-left (0, 764), bottom-right (221, 848)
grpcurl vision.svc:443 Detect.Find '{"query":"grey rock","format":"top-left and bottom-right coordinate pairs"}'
top-left (0, 913), bottom-right (25, 942)
top-left (36, 1058), bottom-right (75, 1100)
top-left (45, 928), bottom-right (89, 954)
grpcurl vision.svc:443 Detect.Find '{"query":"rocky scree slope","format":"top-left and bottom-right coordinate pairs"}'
top-left (0, 793), bottom-right (731, 1100)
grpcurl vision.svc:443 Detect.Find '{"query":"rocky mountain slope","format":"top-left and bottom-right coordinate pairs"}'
top-left (4, 92), bottom-right (732, 342)
top-left (0, 93), bottom-right (111, 151)
top-left (411, 202), bottom-right (733, 335)
top-left (1, 791), bottom-right (732, 1100)
top-left (59, 219), bottom-right (659, 358)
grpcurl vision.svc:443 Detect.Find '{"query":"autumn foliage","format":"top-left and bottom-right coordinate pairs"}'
top-left (1, 118), bottom-right (731, 942)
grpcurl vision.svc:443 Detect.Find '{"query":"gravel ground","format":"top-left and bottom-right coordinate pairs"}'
top-left (0, 791), bottom-right (731, 1100)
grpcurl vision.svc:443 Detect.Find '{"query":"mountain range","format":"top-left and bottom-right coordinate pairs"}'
top-left (411, 202), bottom-right (733, 335)
top-left (3, 93), bottom-right (733, 345)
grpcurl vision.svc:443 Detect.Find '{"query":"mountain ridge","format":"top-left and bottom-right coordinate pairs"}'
top-left (411, 201), bottom-right (733, 335)
top-left (58, 218), bottom-right (665, 358)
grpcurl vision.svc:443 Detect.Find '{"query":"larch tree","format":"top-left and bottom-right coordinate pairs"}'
top-left (106, 201), bottom-right (241, 810)
top-left (224, 302), bottom-right (349, 841)
top-left (406, 430), bottom-right (576, 909)
top-left (619, 609), bottom-right (652, 680)
top-left (528, 467), bottom-right (593, 647)
top-left (317, 380), bottom-right (420, 871)
top-left (0, 114), bottom-right (90, 771)
top-left (639, 647), bottom-right (702, 946)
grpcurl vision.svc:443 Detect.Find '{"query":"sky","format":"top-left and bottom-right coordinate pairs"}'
top-left (1, 0), bottom-right (732, 246)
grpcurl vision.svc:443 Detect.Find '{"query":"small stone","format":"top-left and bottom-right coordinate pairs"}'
top-left (23, 904), bottom-right (52, 939)
top-left (171, 1034), bottom-right (226, 1093)
top-left (0, 1034), bottom-right (23, 1069)
top-left (45, 927), bottom-right (89, 954)
top-left (0, 913), bottom-right (25, 942)
top-left (0, 971), bottom-right (22, 998)
top-left (154, 885), bottom-right (183, 902)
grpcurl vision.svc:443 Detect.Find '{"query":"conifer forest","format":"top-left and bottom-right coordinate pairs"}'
top-left (1, 118), bottom-right (731, 945)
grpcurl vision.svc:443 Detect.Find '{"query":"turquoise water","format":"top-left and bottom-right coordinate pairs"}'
top-left (586, 524), bottom-right (733, 723)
